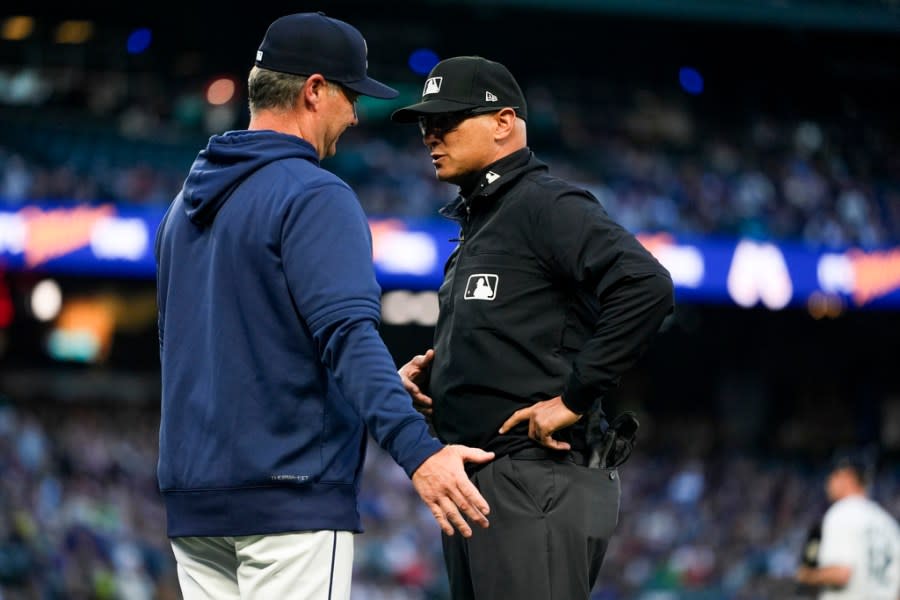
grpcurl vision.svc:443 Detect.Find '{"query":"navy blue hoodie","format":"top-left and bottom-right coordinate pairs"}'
top-left (155, 130), bottom-right (442, 537)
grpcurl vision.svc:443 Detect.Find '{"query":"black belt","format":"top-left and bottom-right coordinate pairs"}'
top-left (507, 446), bottom-right (589, 466)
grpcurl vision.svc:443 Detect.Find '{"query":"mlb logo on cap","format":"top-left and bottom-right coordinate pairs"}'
top-left (423, 77), bottom-right (443, 95)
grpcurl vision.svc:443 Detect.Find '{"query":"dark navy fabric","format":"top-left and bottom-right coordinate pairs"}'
top-left (156, 130), bottom-right (441, 536)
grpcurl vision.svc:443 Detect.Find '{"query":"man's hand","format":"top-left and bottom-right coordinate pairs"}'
top-left (498, 396), bottom-right (582, 450)
top-left (399, 349), bottom-right (434, 416)
top-left (795, 566), bottom-right (815, 586)
top-left (411, 445), bottom-right (495, 537)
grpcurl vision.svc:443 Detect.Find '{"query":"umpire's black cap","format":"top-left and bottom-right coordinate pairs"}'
top-left (255, 12), bottom-right (398, 99)
top-left (391, 56), bottom-right (528, 122)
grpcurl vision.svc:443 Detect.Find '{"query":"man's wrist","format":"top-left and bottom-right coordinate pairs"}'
top-left (561, 372), bottom-right (595, 414)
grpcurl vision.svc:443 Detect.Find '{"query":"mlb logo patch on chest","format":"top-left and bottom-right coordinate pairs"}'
top-left (464, 274), bottom-right (499, 301)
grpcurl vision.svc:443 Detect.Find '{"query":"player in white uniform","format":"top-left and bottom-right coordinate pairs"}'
top-left (796, 454), bottom-right (900, 600)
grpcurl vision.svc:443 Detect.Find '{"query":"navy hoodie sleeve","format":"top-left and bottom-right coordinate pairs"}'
top-left (280, 181), bottom-right (443, 477)
top-left (538, 192), bottom-right (675, 414)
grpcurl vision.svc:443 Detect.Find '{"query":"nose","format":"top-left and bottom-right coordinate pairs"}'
top-left (422, 130), bottom-right (439, 147)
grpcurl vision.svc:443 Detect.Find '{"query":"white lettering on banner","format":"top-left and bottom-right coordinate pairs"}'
top-left (653, 244), bottom-right (704, 288)
top-left (0, 212), bottom-right (25, 254)
top-left (726, 240), bottom-right (793, 310)
top-left (374, 231), bottom-right (437, 275)
top-left (817, 253), bottom-right (855, 294)
top-left (90, 218), bottom-right (148, 261)
top-left (635, 233), bottom-right (704, 288)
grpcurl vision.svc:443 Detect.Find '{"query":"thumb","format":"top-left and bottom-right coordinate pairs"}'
top-left (455, 446), bottom-right (496, 464)
top-left (419, 349), bottom-right (435, 365)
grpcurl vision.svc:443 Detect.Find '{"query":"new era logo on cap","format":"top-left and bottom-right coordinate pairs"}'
top-left (485, 91), bottom-right (497, 102)
top-left (423, 77), bottom-right (443, 95)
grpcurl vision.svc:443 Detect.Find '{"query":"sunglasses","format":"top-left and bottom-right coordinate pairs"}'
top-left (417, 107), bottom-right (513, 137)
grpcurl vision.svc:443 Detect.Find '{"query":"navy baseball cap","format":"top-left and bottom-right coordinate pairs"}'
top-left (391, 56), bottom-right (528, 122)
top-left (255, 12), bottom-right (398, 99)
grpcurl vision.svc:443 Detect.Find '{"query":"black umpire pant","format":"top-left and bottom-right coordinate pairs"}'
top-left (442, 448), bottom-right (621, 600)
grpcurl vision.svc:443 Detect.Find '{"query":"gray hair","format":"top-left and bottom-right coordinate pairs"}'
top-left (247, 66), bottom-right (308, 115)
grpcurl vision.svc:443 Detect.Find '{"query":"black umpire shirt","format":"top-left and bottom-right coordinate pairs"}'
top-left (427, 148), bottom-right (674, 457)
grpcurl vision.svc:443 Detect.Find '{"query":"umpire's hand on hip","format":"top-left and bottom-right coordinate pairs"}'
top-left (399, 349), bottom-right (434, 417)
top-left (499, 396), bottom-right (582, 450)
top-left (412, 445), bottom-right (495, 537)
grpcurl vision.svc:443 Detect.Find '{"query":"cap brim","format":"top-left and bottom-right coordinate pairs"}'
top-left (390, 98), bottom-right (481, 123)
top-left (343, 77), bottom-right (398, 100)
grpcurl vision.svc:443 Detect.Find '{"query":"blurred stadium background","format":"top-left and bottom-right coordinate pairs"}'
top-left (1, 1), bottom-right (899, 598)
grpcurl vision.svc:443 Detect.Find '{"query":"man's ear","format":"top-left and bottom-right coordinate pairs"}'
top-left (302, 74), bottom-right (328, 109)
top-left (493, 107), bottom-right (517, 140)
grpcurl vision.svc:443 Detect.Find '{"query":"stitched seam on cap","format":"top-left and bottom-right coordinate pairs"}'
top-left (468, 59), bottom-right (480, 105)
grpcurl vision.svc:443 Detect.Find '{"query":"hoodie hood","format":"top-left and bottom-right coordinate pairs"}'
top-left (182, 130), bottom-right (319, 225)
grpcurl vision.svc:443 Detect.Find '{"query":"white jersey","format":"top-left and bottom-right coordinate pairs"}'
top-left (818, 495), bottom-right (900, 600)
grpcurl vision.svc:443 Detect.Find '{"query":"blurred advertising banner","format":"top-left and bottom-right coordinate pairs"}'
top-left (0, 203), bottom-right (159, 278)
top-left (1, 203), bottom-right (899, 310)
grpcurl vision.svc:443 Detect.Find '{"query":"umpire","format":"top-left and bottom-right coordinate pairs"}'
top-left (394, 56), bottom-right (674, 599)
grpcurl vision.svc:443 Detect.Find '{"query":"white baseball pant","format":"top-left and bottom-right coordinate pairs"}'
top-left (171, 530), bottom-right (354, 599)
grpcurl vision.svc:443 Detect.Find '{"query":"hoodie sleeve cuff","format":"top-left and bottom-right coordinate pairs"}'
top-left (561, 371), bottom-right (597, 415)
top-left (386, 419), bottom-right (445, 478)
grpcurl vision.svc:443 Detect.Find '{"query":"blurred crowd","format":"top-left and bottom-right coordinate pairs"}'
top-left (1, 63), bottom-right (899, 248)
top-left (1, 398), bottom-right (897, 600)
top-left (0, 399), bottom-right (176, 600)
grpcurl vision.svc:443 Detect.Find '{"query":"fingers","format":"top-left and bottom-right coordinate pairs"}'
top-left (439, 497), bottom-right (473, 538)
top-left (537, 436), bottom-right (571, 451)
top-left (413, 405), bottom-right (433, 417)
top-left (428, 502), bottom-right (455, 537)
top-left (412, 391), bottom-right (433, 408)
top-left (412, 391), bottom-right (433, 417)
top-left (503, 407), bottom-right (572, 450)
top-left (454, 479), bottom-right (491, 524)
top-left (402, 368), bottom-right (433, 415)
top-left (440, 473), bottom-right (489, 534)
top-left (405, 381), bottom-right (429, 403)
top-left (424, 488), bottom-right (482, 538)
top-left (529, 417), bottom-right (571, 450)
top-left (401, 378), bottom-right (419, 395)
top-left (498, 407), bottom-right (530, 434)
top-left (412, 446), bottom-right (492, 539)
top-left (456, 446), bottom-right (495, 465)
